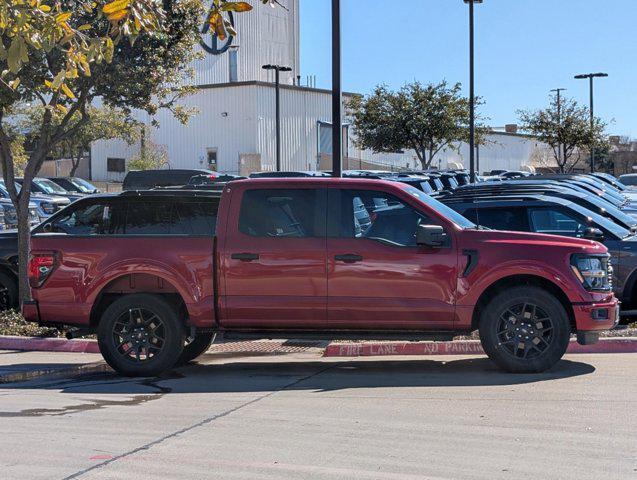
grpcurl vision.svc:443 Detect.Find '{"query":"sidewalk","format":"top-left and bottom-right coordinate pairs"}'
top-left (0, 350), bottom-right (108, 384)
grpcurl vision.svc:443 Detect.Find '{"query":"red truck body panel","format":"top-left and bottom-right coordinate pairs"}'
top-left (26, 178), bottom-right (618, 336)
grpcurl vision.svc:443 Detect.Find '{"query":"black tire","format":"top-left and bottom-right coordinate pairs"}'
top-left (177, 331), bottom-right (215, 365)
top-left (97, 294), bottom-right (185, 377)
top-left (0, 271), bottom-right (18, 311)
top-left (479, 286), bottom-right (571, 373)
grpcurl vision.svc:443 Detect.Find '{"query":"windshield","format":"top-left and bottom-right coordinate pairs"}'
top-left (34, 179), bottom-right (69, 194)
top-left (69, 178), bottom-right (97, 193)
top-left (403, 185), bottom-right (476, 229)
top-left (620, 175), bottom-right (637, 186)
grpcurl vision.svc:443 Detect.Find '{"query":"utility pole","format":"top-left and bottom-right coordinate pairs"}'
top-left (550, 88), bottom-right (566, 168)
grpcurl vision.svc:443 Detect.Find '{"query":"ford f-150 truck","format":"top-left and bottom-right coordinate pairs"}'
top-left (23, 179), bottom-right (618, 376)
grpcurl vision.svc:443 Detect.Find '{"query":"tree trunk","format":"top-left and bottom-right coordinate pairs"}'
top-left (69, 149), bottom-right (82, 177)
top-left (16, 190), bottom-right (32, 305)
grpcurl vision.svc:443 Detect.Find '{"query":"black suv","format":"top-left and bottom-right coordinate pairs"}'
top-left (442, 195), bottom-right (637, 317)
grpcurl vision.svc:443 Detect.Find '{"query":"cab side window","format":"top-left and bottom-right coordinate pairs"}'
top-left (238, 189), bottom-right (325, 238)
top-left (335, 189), bottom-right (437, 247)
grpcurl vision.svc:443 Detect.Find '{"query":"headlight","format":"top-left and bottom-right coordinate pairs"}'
top-left (41, 202), bottom-right (56, 214)
top-left (570, 254), bottom-right (612, 292)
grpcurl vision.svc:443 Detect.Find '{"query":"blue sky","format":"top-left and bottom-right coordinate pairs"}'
top-left (299, 0), bottom-right (637, 137)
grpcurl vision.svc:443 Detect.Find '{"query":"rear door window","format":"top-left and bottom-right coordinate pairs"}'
top-left (238, 189), bottom-right (325, 238)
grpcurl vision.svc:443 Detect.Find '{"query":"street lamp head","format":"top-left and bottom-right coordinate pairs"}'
top-left (463, 0), bottom-right (483, 3)
top-left (262, 64), bottom-right (292, 72)
top-left (575, 72), bottom-right (609, 79)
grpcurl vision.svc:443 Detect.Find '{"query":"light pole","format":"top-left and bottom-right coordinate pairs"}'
top-left (331, 0), bottom-right (342, 177)
top-left (574, 72), bottom-right (608, 173)
top-left (550, 88), bottom-right (566, 166)
top-left (463, 0), bottom-right (482, 183)
top-left (262, 64), bottom-right (292, 172)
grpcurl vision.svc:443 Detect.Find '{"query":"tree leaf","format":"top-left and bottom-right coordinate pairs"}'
top-left (55, 12), bottom-right (72, 24)
top-left (38, 4), bottom-right (52, 12)
top-left (60, 83), bottom-right (75, 99)
top-left (221, 2), bottom-right (253, 12)
top-left (102, 0), bottom-right (130, 14)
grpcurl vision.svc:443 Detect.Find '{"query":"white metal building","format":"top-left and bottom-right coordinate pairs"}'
top-left (90, 0), bottom-right (549, 181)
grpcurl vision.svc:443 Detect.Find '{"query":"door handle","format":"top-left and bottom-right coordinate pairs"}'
top-left (334, 254), bottom-right (363, 263)
top-left (231, 253), bottom-right (260, 261)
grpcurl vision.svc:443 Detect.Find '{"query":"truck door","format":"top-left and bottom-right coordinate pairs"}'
top-left (326, 187), bottom-right (458, 330)
top-left (220, 186), bottom-right (327, 328)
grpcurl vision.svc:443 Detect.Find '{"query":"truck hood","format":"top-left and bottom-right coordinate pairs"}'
top-left (463, 228), bottom-right (608, 255)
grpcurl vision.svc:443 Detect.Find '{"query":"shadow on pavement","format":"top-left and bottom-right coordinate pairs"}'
top-left (1, 356), bottom-right (595, 395)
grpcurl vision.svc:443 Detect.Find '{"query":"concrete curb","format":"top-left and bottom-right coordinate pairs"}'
top-left (0, 335), bottom-right (99, 354)
top-left (324, 337), bottom-right (637, 357)
top-left (0, 361), bottom-right (111, 384)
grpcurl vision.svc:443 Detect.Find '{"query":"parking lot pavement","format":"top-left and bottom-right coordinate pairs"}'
top-left (0, 350), bottom-right (106, 383)
top-left (0, 351), bottom-right (635, 480)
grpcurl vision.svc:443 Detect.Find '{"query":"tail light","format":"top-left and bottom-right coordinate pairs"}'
top-left (28, 253), bottom-right (56, 288)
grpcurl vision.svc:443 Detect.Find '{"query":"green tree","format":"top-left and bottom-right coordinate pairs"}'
top-left (0, 0), bottom-right (260, 302)
top-left (347, 81), bottom-right (486, 170)
top-left (17, 104), bottom-right (141, 176)
top-left (518, 95), bottom-right (608, 173)
top-left (128, 127), bottom-right (168, 170)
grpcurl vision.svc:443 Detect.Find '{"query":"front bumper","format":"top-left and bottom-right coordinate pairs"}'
top-left (572, 299), bottom-right (619, 345)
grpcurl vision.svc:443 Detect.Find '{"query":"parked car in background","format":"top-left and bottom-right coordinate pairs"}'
top-left (48, 177), bottom-right (101, 194)
top-left (24, 178), bottom-right (617, 376)
top-left (122, 169), bottom-right (216, 191)
top-left (619, 174), bottom-right (637, 188)
top-left (442, 194), bottom-right (637, 318)
top-left (0, 204), bottom-right (44, 310)
top-left (440, 182), bottom-right (637, 232)
top-left (0, 180), bottom-right (70, 221)
top-left (15, 177), bottom-right (84, 203)
top-left (500, 171), bottom-right (532, 179)
top-left (250, 171), bottom-right (331, 178)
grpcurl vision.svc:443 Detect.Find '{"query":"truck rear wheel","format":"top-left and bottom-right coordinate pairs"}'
top-left (97, 294), bottom-right (185, 377)
top-left (479, 286), bottom-right (571, 373)
top-left (178, 332), bottom-right (215, 365)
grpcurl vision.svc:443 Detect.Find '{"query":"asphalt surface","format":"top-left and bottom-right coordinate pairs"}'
top-left (0, 351), bottom-right (635, 480)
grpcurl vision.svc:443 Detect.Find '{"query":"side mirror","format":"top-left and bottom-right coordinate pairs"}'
top-left (417, 224), bottom-right (448, 247)
top-left (583, 227), bottom-right (604, 242)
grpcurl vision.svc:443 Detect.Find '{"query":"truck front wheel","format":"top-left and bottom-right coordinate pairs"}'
top-left (178, 332), bottom-right (215, 365)
top-left (479, 286), bottom-right (571, 373)
top-left (97, 294), bottom-right (185, 377)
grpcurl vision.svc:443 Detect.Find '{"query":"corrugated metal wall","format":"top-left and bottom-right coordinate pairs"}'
top-left (192, 0), bottom-right (298, 86)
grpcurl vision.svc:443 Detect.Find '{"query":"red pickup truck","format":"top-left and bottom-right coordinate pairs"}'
top-left (23, 178), bottom-right (618, 376)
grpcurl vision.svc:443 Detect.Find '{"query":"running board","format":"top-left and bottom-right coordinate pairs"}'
top-left (619, 309), bottom-right (637, 317)
top-left (218, 330), bottom-right (459, 342)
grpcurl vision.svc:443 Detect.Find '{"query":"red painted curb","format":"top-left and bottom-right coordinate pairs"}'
top-left (0, 335), bottom-right (99, 354)
top-left (323, 338), bottom-right (637, 357)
